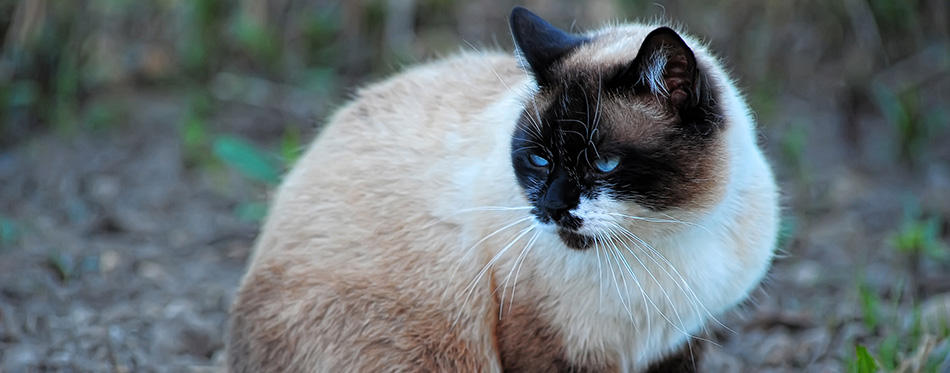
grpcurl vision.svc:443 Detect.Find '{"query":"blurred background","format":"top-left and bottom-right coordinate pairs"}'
top-left (0, 0), bottom-right (948, 371)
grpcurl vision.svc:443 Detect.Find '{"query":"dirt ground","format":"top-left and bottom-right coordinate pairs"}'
top-left (2, 4), bottom-right (950, 372)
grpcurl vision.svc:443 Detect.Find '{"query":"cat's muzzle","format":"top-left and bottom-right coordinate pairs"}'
top-left (532, 207), bottom-right (592, 250)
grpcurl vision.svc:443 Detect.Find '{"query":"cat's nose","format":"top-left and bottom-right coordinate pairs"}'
top-left (539, 173), bottom-right (579, 222)
top-left (540, 194), bottom-right (569, 211)
top-left (539, 188), bottom-right (571, 218)
top-left (539, 195), bottom-right (577, 225)
top-left (539, 205), bottom-right (569, 222)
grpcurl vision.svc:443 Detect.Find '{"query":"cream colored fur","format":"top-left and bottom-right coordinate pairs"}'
top-left (228, 23), bottom-right (778, 373)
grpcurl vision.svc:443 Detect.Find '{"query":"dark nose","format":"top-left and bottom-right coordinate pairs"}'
top-left (539, 172), bottom-right (578, 221)
top-left (540, 192), bottom-right (569, 219)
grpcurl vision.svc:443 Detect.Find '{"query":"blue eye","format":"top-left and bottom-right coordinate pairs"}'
top-left (593, 156), bottom-right (620, 173)
top-left (529, 154), bottom-right (550, 167)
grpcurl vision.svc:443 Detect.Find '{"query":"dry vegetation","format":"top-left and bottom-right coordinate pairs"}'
top-left (1, 0), bottom-right (949, 371)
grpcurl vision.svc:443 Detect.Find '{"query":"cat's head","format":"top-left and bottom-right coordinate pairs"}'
top-left (508, 7), bottom-right (728, 250)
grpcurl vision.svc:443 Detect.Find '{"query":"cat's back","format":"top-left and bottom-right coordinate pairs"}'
top-left (250, 52), bottom-right (526, 264)
top-left (228, 52), bottom-right (526, 372)
top-left (315, 52), bottom-right (526, 155)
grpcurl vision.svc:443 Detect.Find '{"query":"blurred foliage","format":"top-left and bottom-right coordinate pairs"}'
top-left (0, 214), bottom-right (19, 248)
top-left (891, 206), bottom-right (947, 262)
top-left (851, 345), bottom-right (879, 373)
top-left (860, 282), bottom-right (882, 331)
top-left (45, 251), bottom-right (74, 283)
top-left (212, 134), bottom-right (281, 185)
top-left (280, 126), bottom-right (303, 167)
top-left (1, 0), bottom-right (947, 152)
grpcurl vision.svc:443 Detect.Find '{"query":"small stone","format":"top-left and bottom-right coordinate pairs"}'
top-left (211, 348), bottom-right (227, 367)
top-left (0, 302), bottom-right (21, 342)
top-left (101, 250), bottom-right (120, 273)
top-left (163, 299), bottom-right (193, 319)
top-left (138, 261), bottom-right (167, 282)
top-left (186, 365), bottom-right (219, 373)
top-left (70, 305), bottom-right (97, 325)
top-left (789, 260), bottom-right (822, 287)
top-left (2, 344), bottom-right (40, 371)
top-left (48, 350), bottom-right (72, 366)
top-left (141, 300), bottom-right (165, 319)
top-left (114, 207), bottom-right (163, 233)
top-left (701, 346), bottom-right (744, 372)
top-left (793, 327), bottom-right (831, 364)
top-left (150, 320), bottom-right (183, 356)
top-left (87, 174), bottom-right (122, 203)
top-left (755, 331), bottom-right (795, 366)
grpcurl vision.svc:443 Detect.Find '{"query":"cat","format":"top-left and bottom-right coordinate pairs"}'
top-left (227, 6), bottom-right (779, 372)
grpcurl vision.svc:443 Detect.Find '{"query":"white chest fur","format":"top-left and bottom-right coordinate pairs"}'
top-left (490, 208), bottom-right (766, 371)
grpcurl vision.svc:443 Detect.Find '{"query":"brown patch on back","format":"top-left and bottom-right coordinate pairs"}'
top-left (228, 257), bottom-right (496, 372)
top-left (495, 298), bottom-right (617, 372)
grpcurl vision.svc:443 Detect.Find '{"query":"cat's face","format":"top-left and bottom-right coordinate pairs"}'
top-left (509, 9), bottom-right (727, 250)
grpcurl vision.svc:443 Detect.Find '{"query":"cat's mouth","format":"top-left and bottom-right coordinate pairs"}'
top-left (532, 207), bottom-right (592, 250)
top-left (557, 229), bottom-right (593, 250)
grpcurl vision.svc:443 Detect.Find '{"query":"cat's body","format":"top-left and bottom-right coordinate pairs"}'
top-left (228, 8), bottom-right (778, 373)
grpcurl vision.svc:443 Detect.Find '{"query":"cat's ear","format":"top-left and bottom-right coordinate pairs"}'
top-left (627, 27), bottom-right (708, 110)
top-left (509, 7), bottom-right (588, 86)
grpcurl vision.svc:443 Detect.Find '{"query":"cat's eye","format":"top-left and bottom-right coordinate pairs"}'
top-left (528, 154), bottom-right (550, 167)
top-left (593, 156), bottom-right (620, 173)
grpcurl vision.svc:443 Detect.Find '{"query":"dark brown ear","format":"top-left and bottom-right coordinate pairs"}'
top-left (628, 27), bottom-right (705, 110)
top-left (509, 7), bottom-right (589, 87)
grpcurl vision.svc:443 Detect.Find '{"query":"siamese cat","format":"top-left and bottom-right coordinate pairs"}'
top-left (228, 7), bottom-right (778, 373)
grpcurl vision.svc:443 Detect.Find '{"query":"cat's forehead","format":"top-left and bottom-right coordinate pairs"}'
top-left (529, 77), bottom-right (675, 145)
top-left (557, 24), bottom-right (706, 75)
top-left (524, 89), bottom-right (675, 157)
top-left (560, 24), bottom-right (661, 72)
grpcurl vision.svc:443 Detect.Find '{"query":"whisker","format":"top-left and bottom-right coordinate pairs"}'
top-left (443, 215), bottom-right (533, 304)
top-left (499, 227), bottom-right (536, 313)
top-left (453, 223), bottom-right (536, 327)
top-left (609, 213), bottom-right (712, 234)
top-left (599, 230), bottom-right (638, 330)
top-left (589, 71), bottom-right (603, 161)
top-left (426, 207), bottom-right (532, 230)
top-left (612, 223), bottom-right (732, 336)
top-left (595, 233), bottom-right (634, 325)
top-left (608, 222), bottom-right (726, 344)
top-left (602, 223), bottom-right (714, 344)
top-left (512, 145), bottom-right (543, 154)
top-left (580, 84), bottom-right (592, 136)
top-left (505, 229), bottom-right (542, 316)
top-left (466, 37), bottom-right (546, 140)
top-left (595, 240), bottom-right (605, 312)
top-left (516, 114), bottom-right (545, 139)
top-left (515, 64), bottom-right (546, 139)
top-left (512, 137), bottom-right (547, 148)
top-left (603, 228), bottom-right (650, 335)
top-left (457, 206), bottom-right (535, 213)
top-left (463, 39), bottom-right (512, 94)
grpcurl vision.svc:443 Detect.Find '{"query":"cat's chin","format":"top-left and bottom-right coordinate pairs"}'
top-left (557, 229), bottom-right (593, 250)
